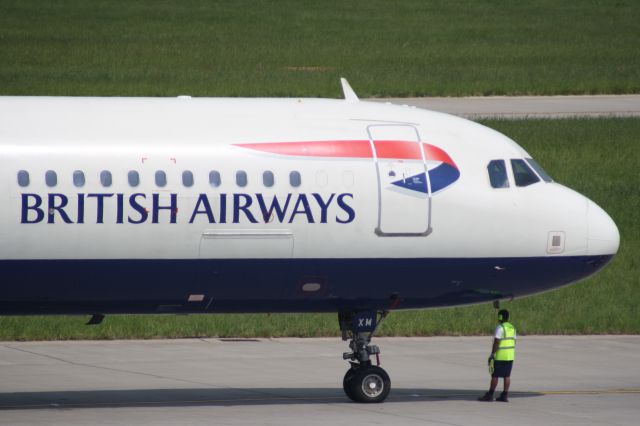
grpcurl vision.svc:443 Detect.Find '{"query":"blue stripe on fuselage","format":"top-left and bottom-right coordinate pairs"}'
top-left (0, 256), bottom-right (612, 315)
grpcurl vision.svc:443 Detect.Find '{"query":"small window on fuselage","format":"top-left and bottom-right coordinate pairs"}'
top-left (263, 171), bottom-right (274, 187)
top-left (45, 170), bottom-right (57, 187)
top-left (100, 170), bottom-right (112, 187)
top-left (511, 159), bottom-right (540, 187)
top-left (236, 170), bottom-right (247, 187)
top-left (17, 170), bottom-right (30, 187)
top-left (73, 170), bottom-right (85, 187)
top-left (182, 170), bottom-right (194, 187)
top-left (128, 170), bottom-right (140, 187)
top-left (290, 171), bottom-right (301, 187)
top-left (487, 160), bottom-right (509, 188)
top-left (155, 170), bottom-right (167, 187)
top-left (209, 170), bottom-right (221, 187)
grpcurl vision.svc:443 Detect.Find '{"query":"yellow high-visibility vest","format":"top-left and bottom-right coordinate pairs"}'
top-left (495, 322), bottom-right (516, 361)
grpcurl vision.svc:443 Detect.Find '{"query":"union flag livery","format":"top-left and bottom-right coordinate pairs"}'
top-left (236, 139), bottom-right (460, 194)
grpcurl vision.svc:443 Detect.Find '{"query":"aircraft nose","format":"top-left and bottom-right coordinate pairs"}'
top-left (587, 200), bottom-right (620, 255)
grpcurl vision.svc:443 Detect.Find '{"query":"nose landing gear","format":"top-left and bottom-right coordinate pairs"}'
top-left (339, 310), bottom-right (391, 403)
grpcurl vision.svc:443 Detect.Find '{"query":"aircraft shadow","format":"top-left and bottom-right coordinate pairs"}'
top-left (0, 387), bottom-right (542, 410)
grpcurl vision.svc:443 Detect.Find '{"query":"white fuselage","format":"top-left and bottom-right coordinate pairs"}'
top-left (0, 96), bottom-right (619, 314)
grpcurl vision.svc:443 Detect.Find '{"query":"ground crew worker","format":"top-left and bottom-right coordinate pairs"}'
top-left (479, 309), bottom-right (516, 402)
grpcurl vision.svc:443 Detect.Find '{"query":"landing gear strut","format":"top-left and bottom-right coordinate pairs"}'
top-left (339, 310), bottom-right (391, 403)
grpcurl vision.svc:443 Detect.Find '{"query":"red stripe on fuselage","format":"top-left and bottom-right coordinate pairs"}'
top-left (422, 144), bottom-right (455, 167)
top-left (372, 140), bottom-right (421, 160)
top-left (237, 140), bottom-right (372, 158)
top-left (236, 140), bottom-right (457, 168)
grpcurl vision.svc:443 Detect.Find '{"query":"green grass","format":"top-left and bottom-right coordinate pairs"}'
top-left (0, 0), bottom-right (637, 339)
top-left (1, 0), bottom-right (639, 97)
top-left (1, 118), bottom-right (637, 340)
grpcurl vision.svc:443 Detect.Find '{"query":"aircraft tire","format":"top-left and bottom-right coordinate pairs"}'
top-left (347, 366), bottom-right (390, 403)
top-left (343, 368), bottom-right (357, 400)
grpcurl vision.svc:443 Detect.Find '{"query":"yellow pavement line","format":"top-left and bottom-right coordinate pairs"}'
top-left (541, 389), bottom-right (640, 395)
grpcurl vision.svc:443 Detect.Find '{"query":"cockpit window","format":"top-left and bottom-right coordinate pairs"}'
top-left (487, 160), bottom-right (509, 188)
top-left (511, 159), bottom-right (540, 187)
top-left (525, 158), bottom-right (553, 182)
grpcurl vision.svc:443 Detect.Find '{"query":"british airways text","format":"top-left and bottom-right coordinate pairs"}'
top-left (20, 192), bottom-right (355, 225)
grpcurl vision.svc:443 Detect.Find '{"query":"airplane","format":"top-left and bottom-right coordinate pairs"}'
top-left (0, 79), bottom-right (619, 403)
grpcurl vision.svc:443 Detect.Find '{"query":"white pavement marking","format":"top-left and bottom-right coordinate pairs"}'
top-left (367, 95), bottom-right (640, 119)
top-left (0, 336), bottom-right (639, 425)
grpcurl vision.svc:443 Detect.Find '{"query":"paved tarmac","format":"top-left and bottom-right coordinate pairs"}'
top-left (0, 336), bottom-right (638, 425)
top-left (367, 95), bottom-right (640, 118)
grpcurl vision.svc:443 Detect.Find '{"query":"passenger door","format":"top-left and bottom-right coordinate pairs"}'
top-left (367, 124), bottom-right (431, 236)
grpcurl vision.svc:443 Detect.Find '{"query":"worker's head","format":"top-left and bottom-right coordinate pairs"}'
top-left (497, 309), bottom-right (509, 322)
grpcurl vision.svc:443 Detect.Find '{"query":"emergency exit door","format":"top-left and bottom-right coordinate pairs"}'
top-left (367, 125), bottom-right (431, 236)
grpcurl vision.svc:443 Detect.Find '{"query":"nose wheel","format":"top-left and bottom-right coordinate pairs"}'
top-left (339, 310), bottom-right (392, 403)
top-left (343, 364), bottom-right (391, 403)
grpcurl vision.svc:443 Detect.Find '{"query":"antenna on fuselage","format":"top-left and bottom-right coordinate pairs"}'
top-left (340, 78), bottom-right (359, 102)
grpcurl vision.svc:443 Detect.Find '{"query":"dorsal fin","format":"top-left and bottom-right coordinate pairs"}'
top-left (340, 78), bottom-right (359, 102)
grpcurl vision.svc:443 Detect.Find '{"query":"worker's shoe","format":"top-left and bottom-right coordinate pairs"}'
top-left (496, 392), bottom-right (509, 402)
top-left (477, 392), bottom-right (493, 402)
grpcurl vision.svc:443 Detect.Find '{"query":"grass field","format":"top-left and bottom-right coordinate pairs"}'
top-left (1, 0), bottom-right (639, 97)
top-left (0, 118), bottom-right (637, 340)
